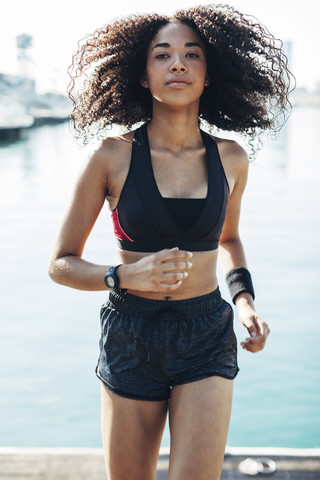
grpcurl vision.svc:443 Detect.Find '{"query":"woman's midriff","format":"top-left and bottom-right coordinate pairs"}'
top-left (117, 249), bottom-right (219, 301)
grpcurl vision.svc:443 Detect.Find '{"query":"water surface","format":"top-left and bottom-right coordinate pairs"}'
top-left (0, 108), bottom-right (319, 448)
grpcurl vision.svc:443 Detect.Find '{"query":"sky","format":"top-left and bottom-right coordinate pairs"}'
top-left (1, 0), bottom-right (319, 94)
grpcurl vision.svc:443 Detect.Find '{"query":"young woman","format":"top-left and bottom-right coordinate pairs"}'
top-left (49, 5), bottom-right (293, 479)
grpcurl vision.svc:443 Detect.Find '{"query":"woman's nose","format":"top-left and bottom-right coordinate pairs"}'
top-left (169, 60), bottom-right (187, 73)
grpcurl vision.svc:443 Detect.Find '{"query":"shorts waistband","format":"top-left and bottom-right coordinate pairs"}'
top-left (107, 287), bottom-right (223, 318)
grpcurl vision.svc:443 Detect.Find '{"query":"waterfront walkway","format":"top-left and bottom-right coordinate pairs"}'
top-left (1, 447), bottom-right (319, 479)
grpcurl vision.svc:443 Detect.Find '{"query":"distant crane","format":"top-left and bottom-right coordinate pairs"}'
top-left (16, 34), bottom-right (33, 79)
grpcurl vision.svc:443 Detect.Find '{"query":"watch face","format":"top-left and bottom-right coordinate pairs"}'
top-left (105, 265), bottom-right (120, 290)
top-left (106, 276), bottom-right (115, 288)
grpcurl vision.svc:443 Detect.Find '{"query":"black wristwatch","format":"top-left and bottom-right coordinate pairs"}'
top-left (104, 265), bottom-right (121, 290)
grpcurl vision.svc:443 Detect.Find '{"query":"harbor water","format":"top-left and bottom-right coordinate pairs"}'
top-left (0, 107), bottom-right (319, 449)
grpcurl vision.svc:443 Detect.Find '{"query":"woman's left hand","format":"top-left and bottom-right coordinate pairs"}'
top-left (238, 308), bottom-right (270, 353)
top-left (234, 293), bottom-right (270, 353)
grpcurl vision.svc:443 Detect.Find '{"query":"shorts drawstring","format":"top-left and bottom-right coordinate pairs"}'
top-left (142, 308), bottom-right (189, 362)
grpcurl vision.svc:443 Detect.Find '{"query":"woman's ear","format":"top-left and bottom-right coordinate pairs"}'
top-left (205, 74), bottom-right (210, 87)
top-left (140, 73), bottom-right (149, 88)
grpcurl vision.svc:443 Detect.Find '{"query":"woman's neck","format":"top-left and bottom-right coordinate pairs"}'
top-left (148, 105), bottom-right (202, 153)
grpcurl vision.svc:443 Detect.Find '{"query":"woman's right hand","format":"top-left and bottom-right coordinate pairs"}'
top-left (117, 247), bottom-right (193, 292)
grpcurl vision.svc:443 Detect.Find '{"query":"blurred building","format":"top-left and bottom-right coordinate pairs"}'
top-left (0, 34), bottom-right (70, 139)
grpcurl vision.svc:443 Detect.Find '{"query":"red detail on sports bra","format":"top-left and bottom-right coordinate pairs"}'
top-left (111, 209), bottom-right (134, 242)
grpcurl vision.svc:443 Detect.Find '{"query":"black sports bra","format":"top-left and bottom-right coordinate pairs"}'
top-left (163, 198), bottom-right (206, 231)
top-left (110, 124), bottom-right (229, 252)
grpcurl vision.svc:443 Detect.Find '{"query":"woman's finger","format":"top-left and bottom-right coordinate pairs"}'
top-left (160, 271), bottom-right (189, 283)
top-left (156, 248), bottom-right (193, 263)
top-left (161, 260), bottom-right (193, 272)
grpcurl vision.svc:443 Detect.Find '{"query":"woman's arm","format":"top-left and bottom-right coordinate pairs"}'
top-left (48, 140), bottom-right (192, 292)
top-left (48, 144), bottom-right (112, 290)
top-left (218, 143), bottom-right (270, 353)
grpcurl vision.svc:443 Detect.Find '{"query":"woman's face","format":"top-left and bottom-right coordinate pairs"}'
top-left (141, 22), bottom-right (209, 108)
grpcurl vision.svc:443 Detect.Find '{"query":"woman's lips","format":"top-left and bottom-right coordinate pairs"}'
top-left (166, 78), bottom-right (191, 87)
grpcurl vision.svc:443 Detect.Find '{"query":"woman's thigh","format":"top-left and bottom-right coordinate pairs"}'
top-left (167, 376), bottom-right (233, 480)
top-left (100, 383), bottom-right (168, 480)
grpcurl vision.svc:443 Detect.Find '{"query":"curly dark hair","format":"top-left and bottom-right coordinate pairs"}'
top-left (68, 4), bottom-right (295, 149)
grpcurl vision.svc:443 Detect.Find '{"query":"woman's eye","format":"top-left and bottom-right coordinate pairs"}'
top-left (155, 53), bottom-right (169, 59)
top-left (186, 52), bottom-right (199, 58)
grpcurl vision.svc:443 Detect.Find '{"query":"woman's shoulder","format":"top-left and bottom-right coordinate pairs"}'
top-left (211, 134), bottom-right (248, 162)
top-left (83, 129), bottom-right (136, 179)
top-left (84, 129), bottom-right (138, 202)
top-left (210, 134), bottom-right (249, 173)
top-left (207, 134), bottom-right (249, 192)
top-left (93, 129), bottom-right (135, 161)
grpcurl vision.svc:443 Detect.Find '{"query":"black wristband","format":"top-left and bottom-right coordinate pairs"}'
top-left (225, 267), bottom-right (255, 304)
